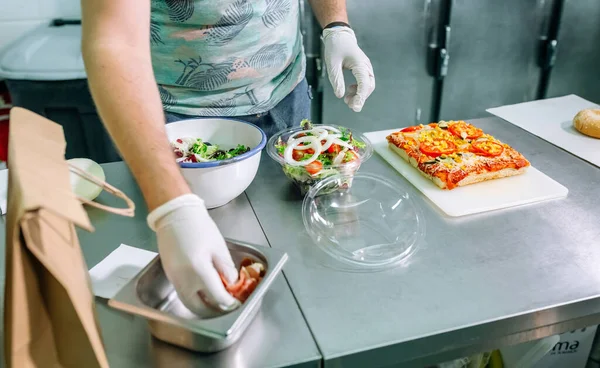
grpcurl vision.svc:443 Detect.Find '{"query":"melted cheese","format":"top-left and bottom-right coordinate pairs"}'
top-left (387, 124), bottom-right (530, 180)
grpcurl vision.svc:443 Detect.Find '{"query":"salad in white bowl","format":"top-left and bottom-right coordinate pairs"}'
top-left (267, 120), bottom-right (373, 194)
top-left (171, 137), bottom-right (250, 163)
top-left (164, 118), bottom-right (266, 209)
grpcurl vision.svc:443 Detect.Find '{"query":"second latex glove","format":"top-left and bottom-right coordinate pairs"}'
top-left (147, 194), bottom-right (240, 317)
top-left (322, 26), bottom-right (375, 112)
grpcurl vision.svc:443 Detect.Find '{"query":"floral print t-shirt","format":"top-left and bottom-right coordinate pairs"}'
top-left (150, 0), bottom-right (305, 117)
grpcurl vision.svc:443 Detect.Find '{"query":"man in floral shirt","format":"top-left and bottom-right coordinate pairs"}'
top-left (81, 0), bottom-right (374, 316)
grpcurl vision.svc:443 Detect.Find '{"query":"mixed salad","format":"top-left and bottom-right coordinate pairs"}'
top-left (273, 120), bottom-right (368, 193)
top-left (171, 137), bottom-right (250, 163)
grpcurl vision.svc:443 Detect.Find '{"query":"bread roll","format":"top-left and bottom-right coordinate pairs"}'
top-left (573, 109), bottom-right (600, 138)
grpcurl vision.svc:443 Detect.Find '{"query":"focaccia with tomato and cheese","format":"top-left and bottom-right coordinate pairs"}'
top-left (386, 120), bottom-right (530, 190)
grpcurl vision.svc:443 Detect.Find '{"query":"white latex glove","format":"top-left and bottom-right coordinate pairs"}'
top-left (147, 194), bottom-right (240, 317)
top-left (322, 26), bottom-right (375, 112)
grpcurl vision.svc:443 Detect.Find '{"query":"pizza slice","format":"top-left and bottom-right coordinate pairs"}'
top-left (386, 120), bottom-right (530, 190)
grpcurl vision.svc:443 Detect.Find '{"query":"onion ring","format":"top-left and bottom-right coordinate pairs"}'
top-left (288, 126), bottom-right (339, 143)
top-left (333, 138), bottom-right (354, 150)
top-left (284, 136), bottom-right (322, 166)
top-left (288, 128), bottom-right (326, 142)
top-left (321, 134), bottom-right (342, 152)
top-left (333, 148), bottom-right (349, 165)
top-left (317, 125), bottom-right (341, 133)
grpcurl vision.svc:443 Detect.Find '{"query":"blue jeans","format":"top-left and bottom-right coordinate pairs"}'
top-left (165, 79), bottom-right (312, 137)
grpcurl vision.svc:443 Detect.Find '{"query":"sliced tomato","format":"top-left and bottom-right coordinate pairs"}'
top-left (219, 259), bottom-right (264, 303)
top-left (292, 150), bottom-right (304, 161)
top-left (419, 139), bottom-right (456, 157)
top-left (220, 271), bottom-right (247, 294)
top-left (232, 279), bottom-right (258, 303)
top-left (428, 123), bottom-right (438, 128)
top-left (327, 143), bottom-right (342, 154)
top-left (400, 126), bottom-right (421, 133)
top-left (471, 140), bottom-right (504, 157)
top-left (448, 121), bottom-right (483, 140)
top-left (305, 160), bottom-right (323, 175)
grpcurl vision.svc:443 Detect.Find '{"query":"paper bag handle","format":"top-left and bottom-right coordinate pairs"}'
top-left (69, 164), bottom-right (135, 217)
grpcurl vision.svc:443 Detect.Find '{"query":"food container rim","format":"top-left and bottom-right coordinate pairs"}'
top-left (266, 123), bottom-right (374, 169)
top-left (301, 172), bottom-right (426, 271)
top-left (166, 117), bottom-right (268, 169)
top-left (108, 240), bottom-right (288, 339)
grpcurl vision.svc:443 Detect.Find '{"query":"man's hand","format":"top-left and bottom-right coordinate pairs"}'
top-left (148, 194), bottom-right (240, 317)
top-left (323, 26), bottom-right (375, 113)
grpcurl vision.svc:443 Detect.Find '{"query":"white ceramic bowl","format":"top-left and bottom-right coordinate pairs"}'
top-left (164, 118), bottom-right (267, 209)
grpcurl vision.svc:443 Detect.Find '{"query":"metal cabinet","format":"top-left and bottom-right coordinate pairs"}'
top-left (299, 0), bottom-right (324, 123)
top-left (546, 0), bottom-right (600, 103)
top-left (438, 0), bottom-right (545, 120)
top-left (320, 0), bottom-right (436, 131)
top-left (309, 0), bottom-right (598, 126)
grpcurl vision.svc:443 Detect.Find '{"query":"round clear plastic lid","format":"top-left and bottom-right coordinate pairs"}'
top-left (302, 173), bottom-right (425, 271)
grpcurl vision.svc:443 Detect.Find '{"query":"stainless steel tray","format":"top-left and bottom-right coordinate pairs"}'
top-left (108, 240), bottom-right (288, 352)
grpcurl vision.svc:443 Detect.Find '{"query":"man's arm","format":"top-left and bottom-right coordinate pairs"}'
top-left (81, 0), bottom-right (240, 315)
top-left (307, 0), bottom-right (349, 27)
top-left (81, 0), bottom-right (189, 211)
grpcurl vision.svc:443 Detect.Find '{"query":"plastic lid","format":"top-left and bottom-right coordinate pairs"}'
top-left (0, 24), bottom-right (86, 80)
top-left (302, 173), bottom-right (424, 271)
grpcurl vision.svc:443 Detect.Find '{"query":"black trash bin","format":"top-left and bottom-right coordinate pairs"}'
top-left (0, 21), bottom-right (120, 163)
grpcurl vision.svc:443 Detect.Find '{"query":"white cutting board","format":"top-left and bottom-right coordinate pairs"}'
top-left (487, 94), bottom-right (600, 167)
top-left (364, 129), bottom-right (569, 217)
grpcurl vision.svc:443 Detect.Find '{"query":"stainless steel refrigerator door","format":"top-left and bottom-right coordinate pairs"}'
top-left (546, 0), bottom-right (600, 103)
top-left (438, 0), bottom-right (545, 120)
top-left (321, 0), bottom-right (436, 131)
top-left (299, 0), bottom-right (324, 122)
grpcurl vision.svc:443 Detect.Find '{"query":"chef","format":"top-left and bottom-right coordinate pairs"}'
top-left (80, 0), bottom-right (374, 315)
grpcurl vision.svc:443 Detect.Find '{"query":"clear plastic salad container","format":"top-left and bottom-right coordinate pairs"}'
top-left (267, 122), bottom-right (373, 195)
top-left (302, 173), bottom-right (425, 271)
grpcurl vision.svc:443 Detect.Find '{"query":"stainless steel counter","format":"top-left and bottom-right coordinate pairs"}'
top-left (3, 116), bottom-right (600, 367)
top-left (245, 116), bottom-right (600, 367)
top-left (0, 163), bottom-right (321, 368)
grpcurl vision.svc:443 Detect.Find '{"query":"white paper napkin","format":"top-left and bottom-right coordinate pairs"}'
top-left (89, 244), bottom-right (157, 299)
top-left (487, 95), bottom-right (600, 167)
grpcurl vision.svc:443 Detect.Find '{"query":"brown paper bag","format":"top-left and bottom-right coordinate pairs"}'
top-left (4, 107), bottom-right (135, 368)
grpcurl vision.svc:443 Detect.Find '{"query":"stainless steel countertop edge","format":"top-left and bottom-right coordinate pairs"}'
top-left (323, 295), bottom-right (600, 367)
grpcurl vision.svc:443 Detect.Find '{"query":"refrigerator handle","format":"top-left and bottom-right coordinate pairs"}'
top-left (425, 0), bottom-right (452, 80)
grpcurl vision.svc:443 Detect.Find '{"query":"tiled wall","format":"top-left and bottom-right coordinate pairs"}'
top-left (0, 0), bottom-right (81, 52)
